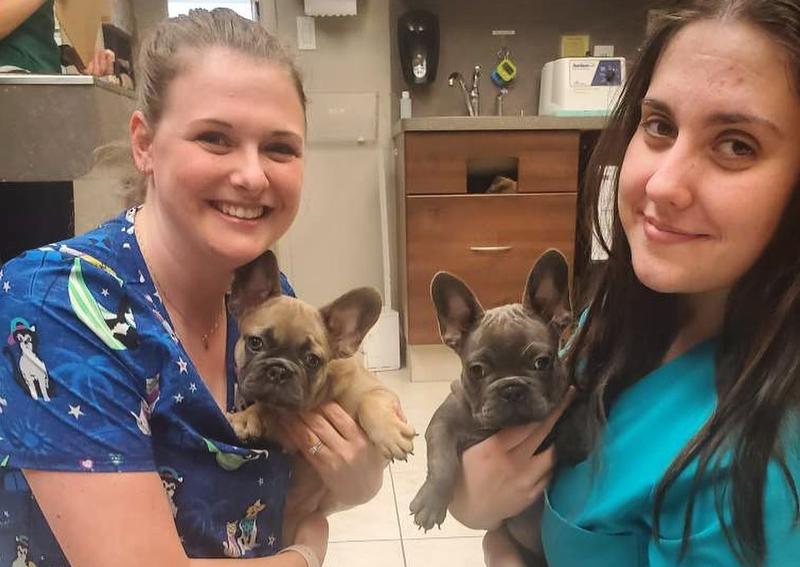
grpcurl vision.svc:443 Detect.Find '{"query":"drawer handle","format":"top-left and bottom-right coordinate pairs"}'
top-left (469, 245), bottom-right (512, 252)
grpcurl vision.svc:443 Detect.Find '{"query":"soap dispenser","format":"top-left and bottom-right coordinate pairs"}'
top-left (397, 9), bottom-right (439, 86)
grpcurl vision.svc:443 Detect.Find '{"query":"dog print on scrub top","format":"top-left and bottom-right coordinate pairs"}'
top-left (159, 466), bottom-right (184, 518)
top-left (4, 319), bottom-right (53, 402)
top-left (11, 535), bottom-right (37, 567)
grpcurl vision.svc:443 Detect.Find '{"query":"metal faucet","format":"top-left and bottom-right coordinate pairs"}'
top-left (496, 87), bottom-right (508, 116)
top-left (469, 65), bottom-right (481, 116)
top-left (448, 71), bottom-right (475, 116)
top-left (448, 65), bottom-right (481, 116)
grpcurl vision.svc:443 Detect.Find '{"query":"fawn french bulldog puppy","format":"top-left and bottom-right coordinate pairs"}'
top-left (226, 251), bottom-right (415, 516)
top-left (410, 250), bottom-right (587, 566)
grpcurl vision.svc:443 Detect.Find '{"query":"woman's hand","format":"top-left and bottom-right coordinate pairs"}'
top-left (449, 388), bottom-right (575, 530)
top-left (278, 402), bottom-right (387, 507)
top-left (83, 48), bottom-right (115, 76)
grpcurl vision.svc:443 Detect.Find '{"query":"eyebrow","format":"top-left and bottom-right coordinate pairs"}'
top-left (190, 118), bottom-right (304, 142)
top-left (191, 118), bottom-right (233, 129)
top-left (641, 98), bottom-right (783, 137)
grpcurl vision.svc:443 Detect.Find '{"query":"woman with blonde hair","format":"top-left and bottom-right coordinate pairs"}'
top-left (0, 9), bottom-right (387, 567)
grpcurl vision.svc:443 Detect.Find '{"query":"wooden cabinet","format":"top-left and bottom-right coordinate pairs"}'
top-left (406, 194), bottom-right (576, 343)
top-left (397, 129), bottom-right (583, 345)
top-left (405, 131), bottom-right (579, 195)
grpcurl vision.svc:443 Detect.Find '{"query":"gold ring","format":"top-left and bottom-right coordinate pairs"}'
top-left (308, 440), bottom-right (324, 456)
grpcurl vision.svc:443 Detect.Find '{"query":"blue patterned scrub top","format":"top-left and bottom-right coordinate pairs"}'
top-left (542, 339), bottom-right (800, 566)
top-left (0, 208), bottom-right (295, 566)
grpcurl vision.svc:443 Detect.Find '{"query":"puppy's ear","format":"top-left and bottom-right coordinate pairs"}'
top-left (523, 249), bottom-right (572, 331)
top-left (229, 251), bottom-right (282, 319)
top-left (431, 272), bottom-right (484, 353)
top-left (320, 287), bottom-right (382, 358)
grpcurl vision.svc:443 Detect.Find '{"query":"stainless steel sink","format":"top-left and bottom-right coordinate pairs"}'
top-left (0, 74), bottom-right (135, 182)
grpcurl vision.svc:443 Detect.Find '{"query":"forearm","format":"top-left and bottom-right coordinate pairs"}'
top-left (25, 469), bottom-right (326, 567)
top-left (0, 0), bottom-right (48, 40)
top-left (191, 553), bottom-right (307, 567)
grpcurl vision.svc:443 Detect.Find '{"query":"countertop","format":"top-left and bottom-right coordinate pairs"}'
top-left (0, 74), bottom-right (136, 182)
top-left (0, 73), bottom-right (135, 98)
top-left (393, 115), bottom-right (607, 137)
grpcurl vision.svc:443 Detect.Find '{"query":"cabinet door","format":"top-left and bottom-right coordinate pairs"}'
top-left (404, 131), bottom-right (579, 195)
top-left (406, 193), bottom-right (577, 344)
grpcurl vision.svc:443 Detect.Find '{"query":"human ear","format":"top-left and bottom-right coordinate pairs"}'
top-left (129, 110), bottom-right (154, 174)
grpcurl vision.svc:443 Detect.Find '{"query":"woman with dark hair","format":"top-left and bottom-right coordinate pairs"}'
top-left (451, 1), bottom-right (800, 565)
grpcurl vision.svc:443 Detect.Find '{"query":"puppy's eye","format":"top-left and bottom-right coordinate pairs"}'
top-left (468, 364), bottom-right (485, 380)
top-left (533, 355), bottom-right (551, 371)
top-left (246, 336), bottom-right (264, 351)
top-left (304, 353), bottom-right (322, 369)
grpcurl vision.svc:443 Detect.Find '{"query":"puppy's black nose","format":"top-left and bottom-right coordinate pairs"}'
top-left (266, 363), bottom-right (290, 384)
top-left (500, 384), bottom-right (526, 403)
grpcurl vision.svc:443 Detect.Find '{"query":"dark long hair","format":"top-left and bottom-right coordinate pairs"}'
top-left (568, 1), bottom-right (800, 564)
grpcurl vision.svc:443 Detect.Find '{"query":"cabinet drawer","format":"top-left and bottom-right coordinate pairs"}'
top-left (404, 131), bottom-right (579, 195)
top-left (406, 193), bottom-right (576, 344)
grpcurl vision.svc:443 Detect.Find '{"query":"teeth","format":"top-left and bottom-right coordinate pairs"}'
top-left (216, 202), bottom-right (265, 220)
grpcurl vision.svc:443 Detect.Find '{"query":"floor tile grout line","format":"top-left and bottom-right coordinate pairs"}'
top-left (389, 463), bottom-right (409, 567)
top-left (328, 537), bottom-right (404, 544)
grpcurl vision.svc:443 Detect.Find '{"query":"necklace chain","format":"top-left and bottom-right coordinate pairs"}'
top-left (135, 217), bottom-right (224, 351)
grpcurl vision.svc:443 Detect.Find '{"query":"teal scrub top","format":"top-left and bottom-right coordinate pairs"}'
top-left (0, 0), bottom-right (59, 73)
top-left (542, 340), bottom-right (800, 566)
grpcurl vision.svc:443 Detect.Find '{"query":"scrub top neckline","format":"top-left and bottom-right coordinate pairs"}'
top-left (123, 206), bottom-right (239, 417)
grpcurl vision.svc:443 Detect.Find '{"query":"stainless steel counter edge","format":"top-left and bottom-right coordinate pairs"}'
top-left (0, 73), bottom-right (135, 99)
top-left (392, 115), bottom-right (607, 137)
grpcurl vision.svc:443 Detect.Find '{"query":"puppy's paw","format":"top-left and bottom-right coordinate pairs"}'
top-left (369, 413), bottom-right (417, 461)
top-left (358, 394), bottom-right (416, 461)
top-left (227, 407), bottom-right (266, 442)
top-left (409, 481), bottom-right (449, 532)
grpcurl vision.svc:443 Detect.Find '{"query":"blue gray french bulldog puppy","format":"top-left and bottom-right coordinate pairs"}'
top-left (409, 249), bottom-right (589, 565)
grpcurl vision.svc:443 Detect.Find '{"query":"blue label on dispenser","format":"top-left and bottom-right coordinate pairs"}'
top-left (591, 59), bottom-right (622, 86)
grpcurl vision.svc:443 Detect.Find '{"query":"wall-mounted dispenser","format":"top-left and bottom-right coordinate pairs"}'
top-left (397, 9), bottom-right (439, 86)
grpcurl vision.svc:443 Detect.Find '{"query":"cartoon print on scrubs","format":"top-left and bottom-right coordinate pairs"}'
top-left (4, 319), bottom-right (53, 402)
top-left (11, 535), bottom-right (37, 567)
top-left (202, 437), bottom-right (269, 471)
top-left (0, 209), bottom-right (295, 564)
top-left (222, 499), bottom-right (267, 557)
top-left (132, 374), bottom-right (161, 436)
top-left (147, 303), bottom-right (179, 344)
top-left (60, 246), bottom-right (139, 351)
top-left (159, 466), bottom-right (184, 517)
top-left (222, 521), bottom-right (245, 558)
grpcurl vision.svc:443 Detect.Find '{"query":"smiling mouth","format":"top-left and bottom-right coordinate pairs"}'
top-left (643, 216), bottom-right (708, 242)
top-left (211, 201), bottom-right (268, 220)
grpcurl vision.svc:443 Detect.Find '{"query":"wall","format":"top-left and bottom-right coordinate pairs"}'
top-left (265, 0), bottom-right (394, 309)
top-left (131, 0), bottom-right (169, 46)
top-left (390, 0), bottom-right (673, 118)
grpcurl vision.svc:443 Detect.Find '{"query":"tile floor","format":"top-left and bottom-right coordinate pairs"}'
top-left (325, 362), bottom-right (487, 567)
